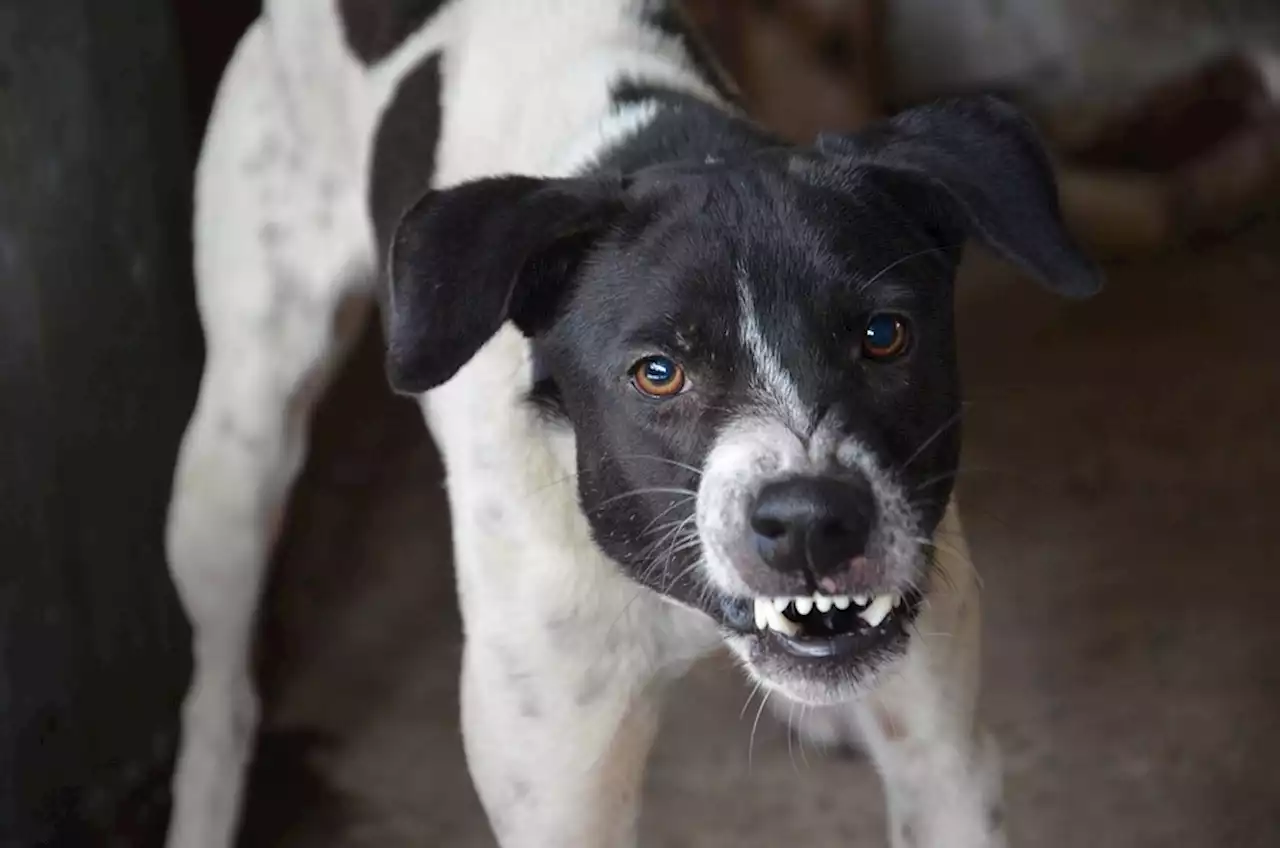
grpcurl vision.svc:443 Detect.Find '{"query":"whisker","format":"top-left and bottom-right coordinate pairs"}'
top-left (797, 705), bottom-right (812, 769)
top-left (915, 536), bottom-right (982, 589)
top-left (740, 679), bottom-right (764, 720)
top-left (787, 700), bottom-right (799, 774)
top-left (901, 409), bottom-right (965, 470)
top-left (639, 507), bottom-right (697, 543)
top-left (524, 469), bottom-right (580, 497)
top-left (595, 487), bottom-right (698, 508)
top-left (661, 559), bottom-right (703, 594)
top-left (749, 689), bottom-right (774, 772)
top-left (609, 454), bottom-right (704, 477)
top-left (855, 244), bottom-right (962, 295)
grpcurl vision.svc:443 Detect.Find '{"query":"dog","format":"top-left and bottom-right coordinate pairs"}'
top-left (164, 1), bottom-right (1101, 845)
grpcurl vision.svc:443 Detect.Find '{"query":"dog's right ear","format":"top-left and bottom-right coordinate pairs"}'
top-left (386, 175), bottom-right (625, 394)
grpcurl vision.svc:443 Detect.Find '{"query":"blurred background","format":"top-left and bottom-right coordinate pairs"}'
top-left (1, 0), bottom-right (1278, 845)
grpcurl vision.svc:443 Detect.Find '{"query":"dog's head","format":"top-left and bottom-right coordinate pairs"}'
top-left (386, 97), bottom-right (1101, 704)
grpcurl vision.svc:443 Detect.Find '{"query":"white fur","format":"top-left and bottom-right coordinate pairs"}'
top-left (696, 416), bottom-right (808, 597)
top-left (165, 2), bottom-right (1002, 846)
top-left (736, 262), bottom-right (809, 431)
top-left (696, 413), bottom-right (924, 613)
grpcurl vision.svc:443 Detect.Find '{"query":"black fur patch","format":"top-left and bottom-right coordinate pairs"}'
top-left (369, 51), bottom-right (443, 273)
top-left (338, 0), bottom-right (448, 65)
top-left (604, 80), bottom-right (777, 174)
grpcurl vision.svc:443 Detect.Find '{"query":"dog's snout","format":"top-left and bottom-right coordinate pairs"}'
top-left (750, 476), bottom-right (875, 578)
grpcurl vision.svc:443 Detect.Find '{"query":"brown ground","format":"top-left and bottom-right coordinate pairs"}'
top-left (240, 217), bottom-right (1280, 847)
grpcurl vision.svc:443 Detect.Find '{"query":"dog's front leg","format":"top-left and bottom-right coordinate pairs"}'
top-left (452, 540), bottom-right (713, 848)
top-left (460, 638), bottom-right (658, 847)
top-left (855, 521), bottom-right (1007, 848)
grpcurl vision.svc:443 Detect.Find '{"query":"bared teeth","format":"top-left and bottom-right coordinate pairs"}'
top-left (753, 598), bottom-right (800, 635)
top-left (753, 591), bottom-right (906, 636)
top-left (858, 593), bottom-right (898, 628)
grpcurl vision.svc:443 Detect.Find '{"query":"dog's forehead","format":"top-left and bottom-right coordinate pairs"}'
top-left (566, 162), bottom-right (952, 392)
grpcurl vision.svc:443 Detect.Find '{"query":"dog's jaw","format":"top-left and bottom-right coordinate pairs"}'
top-left (694, 413), bottom-right (932, 705)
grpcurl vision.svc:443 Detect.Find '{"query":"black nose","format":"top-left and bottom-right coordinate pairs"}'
top-left (750, 476), bottom-right (875, 577)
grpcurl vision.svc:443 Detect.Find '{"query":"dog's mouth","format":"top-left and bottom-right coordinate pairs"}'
top-left (719, 589), bottom-right (923, 659)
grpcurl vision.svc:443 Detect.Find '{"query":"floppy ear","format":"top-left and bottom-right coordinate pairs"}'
top-left (385, 175), bottom-right (623, 394)
top-left (816, 95), bottom-right (1103, 298)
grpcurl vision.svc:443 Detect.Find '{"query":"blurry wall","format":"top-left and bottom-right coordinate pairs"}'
top-left (0, 1), bottom-right (203, 843)
top-left (889, 0), bottom-right (1280, 117)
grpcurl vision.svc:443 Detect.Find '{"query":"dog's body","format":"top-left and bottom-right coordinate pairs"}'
top-left (166, 2), bottom-right (1099, 846)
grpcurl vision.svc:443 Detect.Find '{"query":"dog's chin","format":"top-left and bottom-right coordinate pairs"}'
top-left (715, 590), bottom-right (924, 706)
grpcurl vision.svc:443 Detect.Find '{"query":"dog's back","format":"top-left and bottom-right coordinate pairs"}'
top-left (219, 0), bottom-right (722, 268)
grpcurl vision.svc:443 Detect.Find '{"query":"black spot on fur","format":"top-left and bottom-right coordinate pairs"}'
top-left (575, 664), bottom-right (612, 707)
top-left (242, 134), bottom-right (283, 173)
top-left (369, 52), bottom-right (443, 272)
top-left (338, 0), bottom-right (448, 65)
top-left (518, 694), bottom-right (541, 720)
top-left (259, 222), bottom-right (286, 247)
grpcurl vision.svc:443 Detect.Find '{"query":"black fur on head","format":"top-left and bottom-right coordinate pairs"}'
top-left (386, 175), bottom-right (628, 393)
top-left (385, 95), bottom-right (1101, 621)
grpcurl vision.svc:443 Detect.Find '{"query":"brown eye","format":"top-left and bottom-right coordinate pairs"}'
top-left (861, 313), bottom-right (910, 361)
top-left (632, 355), bottom-right (686, 397)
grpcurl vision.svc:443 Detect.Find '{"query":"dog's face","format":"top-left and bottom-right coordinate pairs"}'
top-left (532, 164), bottom-right (966, 703)
top-left (387, 97), bottom-right (1101, 704)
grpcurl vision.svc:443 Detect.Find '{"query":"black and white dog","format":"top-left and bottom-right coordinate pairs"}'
top-left (165, 1), bottom-right (1101, 846)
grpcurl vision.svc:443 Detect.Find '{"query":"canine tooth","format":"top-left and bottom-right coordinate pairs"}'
top-left (832, 595), bottom-right (851, 610)
top-left (814, 594), bottom-right (833, 613)
top-left (765, 604), bottom-right (801, 636)
top-left (754, 599), bottom-right (769, 630)
top-left (852, 593), bottom-right (869, 606)
top-left (794, 597), bottom-right (814, 616)
top-left (892, 594), bottom-right (903, 609)
top-left (859, 594), bottom-right (896, 628)
top-left (773, 597), bottom-right (789, 614)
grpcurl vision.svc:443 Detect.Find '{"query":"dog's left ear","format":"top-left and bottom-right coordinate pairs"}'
top-left (385, 175), bottom-right (624, 394)
top-left (816, 95), bottom-right (1103, 298)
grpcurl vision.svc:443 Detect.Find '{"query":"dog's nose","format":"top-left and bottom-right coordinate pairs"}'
top-left (750, 476), bottom-right (875, 577)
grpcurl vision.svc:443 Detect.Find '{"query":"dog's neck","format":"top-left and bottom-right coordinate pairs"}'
top-left (592, 83), bottom-right (777, 175)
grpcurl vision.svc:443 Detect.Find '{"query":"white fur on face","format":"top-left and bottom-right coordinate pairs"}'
top-left (736, 263), bottom-right (808, 432)
top-left (694, 413), bottom-right (927, 598)
top-left (695, 416), bottom-right (808, 596)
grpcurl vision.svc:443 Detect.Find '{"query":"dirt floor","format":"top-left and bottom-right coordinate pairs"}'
top-left (238, 217), bottom-right (1280, 847)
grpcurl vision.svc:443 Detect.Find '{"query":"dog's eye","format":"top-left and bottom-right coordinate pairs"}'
top-left (631, 355), bottom-right (686, 398)
top-left (862, 314), bottom-right (910, 360)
